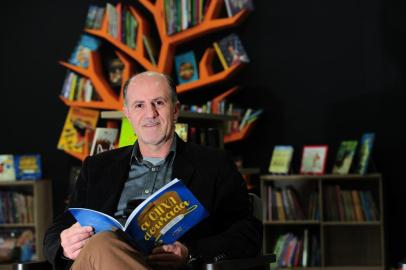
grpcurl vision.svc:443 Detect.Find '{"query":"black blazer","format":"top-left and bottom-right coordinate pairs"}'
top-left (43, 137), bottom-right (261, 269)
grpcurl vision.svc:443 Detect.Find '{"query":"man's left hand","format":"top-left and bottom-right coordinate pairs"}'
top-left (147, 241), bottom-right (189, 270)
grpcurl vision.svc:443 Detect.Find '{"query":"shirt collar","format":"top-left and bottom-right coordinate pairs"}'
top-left (130, 135), bottom-right (177, 165)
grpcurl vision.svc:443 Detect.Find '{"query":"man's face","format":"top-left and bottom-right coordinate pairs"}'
top-left (123, 75), bottom-right (179, 147)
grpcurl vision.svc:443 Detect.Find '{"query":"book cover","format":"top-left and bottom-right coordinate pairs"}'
top-left (0, 155), bottom-right (16, 181)
top-left (69, 35), bottom-right (101, 68)
top-left (142, 35), bottom-right (157, 66)
top-left (175, 123), bottom-right (189, 142)
top-left (13, 155), bottom-right (42, 180)
top-left (355, 133), bottom-right (375, 175)
top-left (224, 0), bottom-right (254, 17)
top-left (118, 118), bottom-right (138, 147)
top-left (217, 33), bottom-right (249, 68)
top-left (332, 140), bottom-right (358, 175)
top-left (268, 145), bottom-right (294, 174)
top-left (69, 178), bottom-right (208, 253)
top-left (300, 145), bottom-right (328, 175)
top-left (57, 107), bottom-right (100, 154)
top-left (174, 51), bottom-right (199, 84)
top-left (90, 128), bottom-right (119, 156)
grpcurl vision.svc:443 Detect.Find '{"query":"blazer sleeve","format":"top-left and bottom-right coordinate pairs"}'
top-left (188, 152), bottom-right (262, 261)
top-left (43, 157), bottom-right (90, 270)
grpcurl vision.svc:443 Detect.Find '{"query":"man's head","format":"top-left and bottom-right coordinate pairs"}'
top-left (122, 72), bottom-right (180, 152)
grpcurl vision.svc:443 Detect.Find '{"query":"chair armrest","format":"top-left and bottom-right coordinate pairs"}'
top-left (202, 254), bottom-right (276, 270)
top-left (12, 261), bottom-right (52, 270)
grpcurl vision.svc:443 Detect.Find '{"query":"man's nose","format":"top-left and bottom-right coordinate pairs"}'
top-left (145, 104), bottom-right (158, 118)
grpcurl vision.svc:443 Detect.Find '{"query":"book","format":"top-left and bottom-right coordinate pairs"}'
top-left (175, 123), bottom-right (189, 142)
top-left (69, 178), bottom-right (208, 253)
top-left (224, 0), bottom-right (254, 17)
top-left (268, 145), bottom-right (294, 174)
top-left (69, 35), bottom-right (101, 68)
top-left (332, 140), bottom-right (358, 175)
top-left (57, 107), bottom-right (100, 154)
top-left (13, 155), bottom-right (42, 180)
top-left (118, 118), bottom-right (138, 147)
top-left (300, 145), bottom-right (328, 175)
top-left (214, 33), bottom-right (249, 69)
top-left (142, 35), bottom-right (157, 66)
top-left (174, 51), bottom-right (199, 84)
top-left (0, 155), bottom-right (16, 181)
top-left (90, 128), bottom-right (119, 156)
top-left (107, 57), bottom-right (125, 88)
top-left (355, 133), bottom-right (375, 175)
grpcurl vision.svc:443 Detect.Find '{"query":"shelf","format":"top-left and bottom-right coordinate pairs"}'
top-left (0, 180), bottom-right (48, 186)
top-left (264, 220), bottom-right (320, 225)
top-left (224, 121), bottom-right (257, 143)
top-left (261, 174), bottom-right (382, 181)
top-left (239, 167), bottom-right (260, 175)
top-left (322, 221), bottom-right (382, 226)
top-left (0, 223), bottom-right (35, 228)
top-left (100, 110), bottom-right (238, 121)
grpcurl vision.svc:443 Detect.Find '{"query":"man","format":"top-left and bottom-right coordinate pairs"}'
top-left (43, 71), bottom-right (261, 270)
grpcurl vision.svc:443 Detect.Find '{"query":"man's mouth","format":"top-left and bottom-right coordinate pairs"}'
top-left (144, 122), bottom-right (160, 127)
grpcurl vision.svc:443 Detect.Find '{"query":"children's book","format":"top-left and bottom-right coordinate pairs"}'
top-left (174, 51), bottom-right (199, 84)
top-left (57, 107), bottom-right (100, 154)
top-left (355, 133), bottom-right (375, 175)
top-left (332, 140), bottom-right (358, 175)
top-left (90, 128), bottom-right (119, 156)
top-left (300, 145), bottom-right (328, 175)
top-left (14, 155), bottom-right (42, 180)
top-left (69, 178), bottom-right (208, 253)
top-left (224, 0), bottom-right (254, 17)
top-left (268, 146), bottom-right (294, 174)
top-left (214, 33), bottom-right (249, 69)
top-left (69, 35), bottom-right (101, 68)
top-left (0, 155), bottom-right (16, 181)
top-left (118, 118), bottom-right (137, 147)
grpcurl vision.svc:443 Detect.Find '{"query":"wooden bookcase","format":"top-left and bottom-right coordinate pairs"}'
top-left (260, 174), bottom-right (384, 270)
top-left (0, 180), bottom-right (53, 268)
top-left (59, 1), bottom-right (255, 160)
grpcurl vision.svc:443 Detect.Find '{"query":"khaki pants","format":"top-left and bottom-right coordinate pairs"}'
top-left (71, 231), bottom-right (152, 270)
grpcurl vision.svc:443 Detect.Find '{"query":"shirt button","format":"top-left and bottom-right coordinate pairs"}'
top-left (144, 189), bottom-right (150, 194)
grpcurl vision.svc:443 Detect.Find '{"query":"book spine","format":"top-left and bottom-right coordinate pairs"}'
top-left (213, 42), bottom-right (229, 69)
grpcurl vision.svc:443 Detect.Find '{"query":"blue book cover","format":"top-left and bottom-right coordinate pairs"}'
top-left (14, 154), bottom-right (42, 180)
top-left (174, 51), bottom-right (199, 84)
top-left (69, 178), bottom-right (208, 253)
top-left (69, 35), bottom-right (101, 68)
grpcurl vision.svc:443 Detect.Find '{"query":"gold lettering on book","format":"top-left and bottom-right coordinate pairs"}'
top-left (138, 191), bottom-right (196, 242)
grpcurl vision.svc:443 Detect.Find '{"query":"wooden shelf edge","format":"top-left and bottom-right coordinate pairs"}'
top-left (224, 121), bottom-right (255, 143)
top-left (260, 174), bottom-right (382, 181)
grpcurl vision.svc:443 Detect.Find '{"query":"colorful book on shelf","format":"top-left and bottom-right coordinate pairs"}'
top-left (174, 51), bottom-right (199, 84)
top-left (118, 118), bottom-right (137, 147)
top-left (106, 3), bottom-right (119, 39)
top-left (224, 0), bottom-right (254, 17)
top-left (268, 145), bottom-right (294, 174)
top-left (332, 140), bottom-right (358, 175)
top-left (85, 5), bottom-right (105, 29)
top-left (69, 178), bottom-right (208, 253)
top-left (0, 155), bottom-right (16, 181)
top-left (90, 128), bottom-right (119, 156)
top-left (142, 35), bottom-right (157, 66)
top-left (57, 107), bottom-right (100, 154)
top-left (355, 133), bottom-right (375, 175)
top-left (14, 154), bottom-right (42, 180)
top-left (213, 33), bottom-right (249, 69)
top-left (69, 35), bottom-right (101, 68)
top-left (300, 145), bottom-right (328, 175)
top-left (175, 123), bottom-right (189, 142)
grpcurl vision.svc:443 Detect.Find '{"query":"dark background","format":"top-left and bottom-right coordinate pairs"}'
top-left (1, 0), bottom-right (404, 268)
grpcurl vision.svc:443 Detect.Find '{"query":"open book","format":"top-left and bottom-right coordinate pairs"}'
top-left (69, 178), bottom-right (208, 253)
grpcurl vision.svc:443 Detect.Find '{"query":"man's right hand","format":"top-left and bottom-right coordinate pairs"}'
top-left (60, 222), bottom-right (94, 260)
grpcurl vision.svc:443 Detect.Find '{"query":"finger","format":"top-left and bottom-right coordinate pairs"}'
top-left (70, 248), bottom-right (82, 260)
top-left (61, 230), bottom-right (93, 247)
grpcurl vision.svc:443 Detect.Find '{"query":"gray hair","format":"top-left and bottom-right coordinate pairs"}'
top-left (123, 71), bottom-right (178, 106)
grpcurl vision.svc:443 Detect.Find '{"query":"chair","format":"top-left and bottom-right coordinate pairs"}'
top-left (13, 194), bottom-right (275, 270)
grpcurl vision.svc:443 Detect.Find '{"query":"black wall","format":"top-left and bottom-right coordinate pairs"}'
top-left (1, 0), bottom-right (404, 267)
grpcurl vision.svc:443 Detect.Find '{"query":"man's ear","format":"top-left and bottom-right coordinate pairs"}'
top-left (123, 106), bottom-right (130, 119)
top-left (173, 101), bottom-right (180, 121)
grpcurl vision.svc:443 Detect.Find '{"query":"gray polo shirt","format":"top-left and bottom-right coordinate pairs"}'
top-left (114, 139), bottom-right (176, 224)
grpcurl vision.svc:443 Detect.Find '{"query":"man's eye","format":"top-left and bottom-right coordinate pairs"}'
top-left (154, 100), bottom-right (165, 107)
top-left (134, 103), bottom-right (144, 109)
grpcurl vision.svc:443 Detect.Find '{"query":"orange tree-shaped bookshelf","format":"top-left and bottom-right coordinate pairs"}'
top-left (60, 0), bottom-right (254, 160)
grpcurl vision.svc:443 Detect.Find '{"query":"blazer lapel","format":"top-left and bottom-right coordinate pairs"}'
top-left (173, 137), bottom-right (195, 186)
